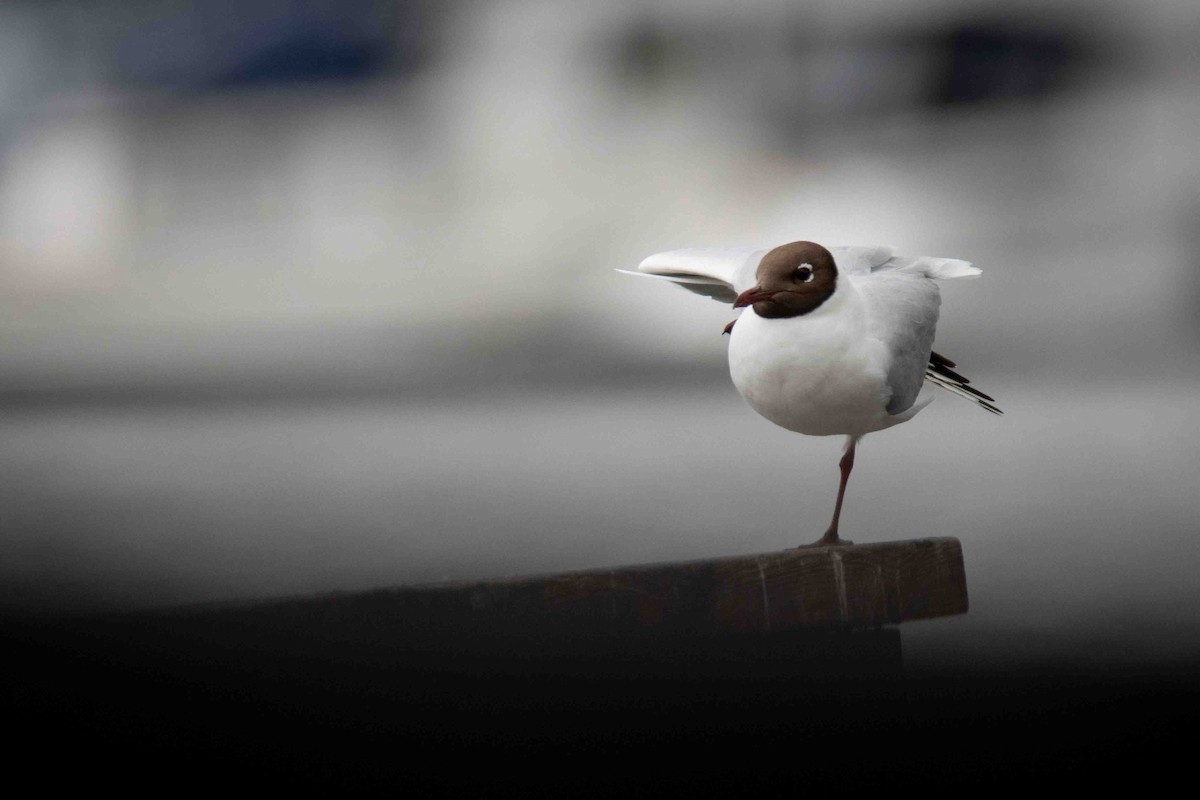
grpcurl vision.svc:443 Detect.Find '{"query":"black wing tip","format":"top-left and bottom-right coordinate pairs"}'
top-left (933, 364), bottom-right (971, 385)
top-left (926, 350), bottom-right (1001, 414)
top-left (929, 350), bottom-right (957, 369)
top-left (959, 383), bottom-right (996, 403)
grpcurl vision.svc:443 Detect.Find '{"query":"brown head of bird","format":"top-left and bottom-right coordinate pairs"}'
top-left (732, 241), bottom-right (838, 319)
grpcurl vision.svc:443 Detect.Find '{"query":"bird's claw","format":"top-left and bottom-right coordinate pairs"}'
top-left (798, 534), bottom-right (854, 548)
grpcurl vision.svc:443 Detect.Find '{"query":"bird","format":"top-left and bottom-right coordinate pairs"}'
top-left (618, 240), bottom-right (1000, 547)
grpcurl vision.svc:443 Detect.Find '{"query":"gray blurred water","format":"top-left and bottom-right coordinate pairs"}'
top-left (5, 375), bottom-right (1199, 672)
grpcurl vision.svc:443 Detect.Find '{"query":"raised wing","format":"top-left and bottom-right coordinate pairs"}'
top-left (870, 253), bottom-right (980, 280)
top-left (829, 245), bottom-right (896, 275)
top-left (616, 247), bottom-right (765, 304)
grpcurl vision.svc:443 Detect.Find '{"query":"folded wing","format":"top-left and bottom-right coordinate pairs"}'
top-left (848, 249), bottom-right (994, 416)
top-left (854, 270), bottom-right (943, 415)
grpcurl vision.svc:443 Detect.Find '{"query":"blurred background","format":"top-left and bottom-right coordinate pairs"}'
top-left (2, 0), bottom-right (1199, 672)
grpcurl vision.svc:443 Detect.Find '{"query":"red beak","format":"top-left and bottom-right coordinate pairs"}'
top-left (733, 286), bottom-right (775, 308)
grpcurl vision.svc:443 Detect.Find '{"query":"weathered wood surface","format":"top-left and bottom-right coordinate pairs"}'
top-left (153, 537), bottom-right (967, 640)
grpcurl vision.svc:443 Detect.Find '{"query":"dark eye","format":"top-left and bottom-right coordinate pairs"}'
top-left (794, 264), bottom-right (814, 283)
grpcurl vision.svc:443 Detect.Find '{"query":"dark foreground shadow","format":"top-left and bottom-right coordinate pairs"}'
top-left (9, 614), bottom-right (1200, 796)
top-left (5, 603), bottom-right (1197, 794)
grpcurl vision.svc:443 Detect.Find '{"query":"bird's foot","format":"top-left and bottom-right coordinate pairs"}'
top-left (722, 319), bottom-right (737, 335)
top-left (798, 531), bottom-right (853, 548)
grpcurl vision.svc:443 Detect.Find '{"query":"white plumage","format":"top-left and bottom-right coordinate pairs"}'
top-left (620, 244), bottom-right (993, 428)
top-left (619, 241), bottom-right (998, 545)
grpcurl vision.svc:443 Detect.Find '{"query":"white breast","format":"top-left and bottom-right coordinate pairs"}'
top-left (727, 283), bottom-right (896, 437)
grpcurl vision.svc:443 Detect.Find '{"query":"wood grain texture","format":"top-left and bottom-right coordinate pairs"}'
top-left (441, 537), bottom-right (963, 633)
top-left (161, 538), bottom-right (967, 640)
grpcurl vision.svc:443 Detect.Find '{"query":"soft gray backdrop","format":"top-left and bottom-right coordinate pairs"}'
top-left (2, 0), bottom-right (1198, 672)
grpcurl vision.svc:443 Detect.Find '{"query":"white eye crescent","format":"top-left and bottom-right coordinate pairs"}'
top-left (795, 263), bottom-right (815, 282)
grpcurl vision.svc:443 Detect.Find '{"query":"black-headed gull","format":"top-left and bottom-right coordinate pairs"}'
top-left (619, 240), bottom-right (1000, 546)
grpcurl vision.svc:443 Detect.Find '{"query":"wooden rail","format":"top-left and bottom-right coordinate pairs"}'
top-left (148, 537), bottom-right (967, 643)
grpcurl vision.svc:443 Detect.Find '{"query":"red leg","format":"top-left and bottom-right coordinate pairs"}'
top-left (809, 437), bottom-right (858, 547)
